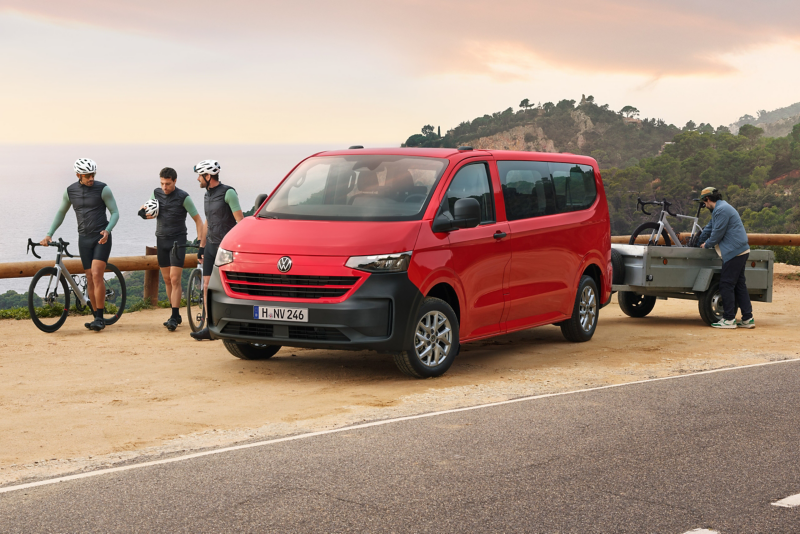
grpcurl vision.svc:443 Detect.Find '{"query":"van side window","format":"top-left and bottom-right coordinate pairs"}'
top-left (443, 163), bottom-right (495, 223)
top-left (548, 162), bottom-right (597, 212)
top-left (497, 161), bottom-right (556, 220)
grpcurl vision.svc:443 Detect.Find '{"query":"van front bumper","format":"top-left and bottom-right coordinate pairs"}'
top-left (206, 268), bottom-right (424, 353)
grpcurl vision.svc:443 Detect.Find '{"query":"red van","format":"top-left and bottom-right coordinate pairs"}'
top-left (206, 148), bottom-right (611, 378)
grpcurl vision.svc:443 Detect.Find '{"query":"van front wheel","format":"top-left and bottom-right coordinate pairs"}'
top-left (560, 276), bottom-right (599, 343)
top-left (393, 297), bottom-right (459, 379)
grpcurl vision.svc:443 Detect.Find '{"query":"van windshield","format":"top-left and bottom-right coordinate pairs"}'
top-left (260, 155), bottom-right (449, 221)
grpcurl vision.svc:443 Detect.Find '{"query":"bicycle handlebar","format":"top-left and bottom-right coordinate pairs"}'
top-left (636, 197), bottom-right (677, 217)
top-left (27, 238), bottom-right (73, 259)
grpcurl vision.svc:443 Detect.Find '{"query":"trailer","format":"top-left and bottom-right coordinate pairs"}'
top-left (611, 244), bottom-right (774, 324)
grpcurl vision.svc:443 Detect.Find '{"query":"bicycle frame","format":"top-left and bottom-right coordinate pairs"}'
top-left (47, 248), bottom-right (92, 307)
top-left (638, 199), bottom-right (705, 247)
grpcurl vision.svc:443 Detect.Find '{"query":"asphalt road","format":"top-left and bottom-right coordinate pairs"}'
top-left (2, 361), bottom-right (799, 533)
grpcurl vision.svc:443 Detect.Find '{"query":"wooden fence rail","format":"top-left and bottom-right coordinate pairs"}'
top-left (610, 233), bottom-right (800, 246)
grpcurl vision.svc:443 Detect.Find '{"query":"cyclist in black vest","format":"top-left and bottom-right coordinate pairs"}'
top-left (40, 158), bottom-right (120, 331)
top-left (190, 159), bottom-right (243, 341)
top-left (142, 167), bottom-right (204, 331)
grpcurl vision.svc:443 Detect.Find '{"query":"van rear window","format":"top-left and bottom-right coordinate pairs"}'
top-left (261, 155), bottom-right (448, 221)
top-left (498, 161), bottom-right (597, 220)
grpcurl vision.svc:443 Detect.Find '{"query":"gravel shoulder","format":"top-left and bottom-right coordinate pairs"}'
top-left (1, 263), bottom-right (798, 486)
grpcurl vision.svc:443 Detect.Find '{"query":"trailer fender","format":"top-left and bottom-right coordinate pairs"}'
top-left (692, 268), bottom-right (714, 292)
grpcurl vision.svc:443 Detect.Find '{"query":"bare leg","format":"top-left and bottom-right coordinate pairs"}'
top-left (160, 267), bottom-right (172, 306)
top-left (169, 267), bottom-right (183, 307)
top-left (84, 269), bottom-right (96, 311)
top-left (91, 260), bottom-right (107, 312)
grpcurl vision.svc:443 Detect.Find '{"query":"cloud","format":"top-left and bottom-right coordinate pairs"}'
top-left (3, 0), bottom-right (799, 78)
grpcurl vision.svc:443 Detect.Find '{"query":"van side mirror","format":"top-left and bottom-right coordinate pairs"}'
top-left (254, 193), bottom-right (268, 213)
top-left (452, 198), bottom-right (481, 229)
top-left (431, 198), bottom-right (481, 233)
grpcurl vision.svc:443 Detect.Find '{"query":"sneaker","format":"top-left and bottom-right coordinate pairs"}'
top-left (166, 317), bottom-right (178, 332)
top-left (163, 315), bottom-right (182, 327)
top-left (736, 317), bottom-right (756, 329)
top-left (88, 317), bottom-right (105, 331)
top-left (190, 327), bottom-right (211, 340)
top-left (711, 318), bottom-right (737, 329)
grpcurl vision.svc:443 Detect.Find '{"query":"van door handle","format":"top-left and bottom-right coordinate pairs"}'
top-left (493, 231), bottom-right (507, 240)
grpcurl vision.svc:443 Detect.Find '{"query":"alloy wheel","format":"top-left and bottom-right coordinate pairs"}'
top-left (414, 311), bottom-right (452, 367)
top-left (579, 285), bottom-right (597, 332)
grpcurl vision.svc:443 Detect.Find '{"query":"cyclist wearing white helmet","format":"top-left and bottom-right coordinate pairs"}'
top-left (140, 167), bottom-right (204, 331)
top-left (40, 158), bottom-right (120, 331)
top-left (191, 159), bottom-right (244, 341)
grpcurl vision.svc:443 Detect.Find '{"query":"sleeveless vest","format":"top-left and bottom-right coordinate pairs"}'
top-left (204, 183), bottom-right (237, 244)
top-left (66, 180), bottom-right (109, 237)
top-left (154, 187), bottom-right (190, 238)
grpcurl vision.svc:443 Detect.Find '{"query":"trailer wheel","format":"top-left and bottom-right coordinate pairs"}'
top-left (618, 291), bottom-right (657, 318)
top-left (611, 249), bottom-right (625, 285)
top-left (698, 282), bottom-right (724, 326)
top-left (629, 222), bottom-right (672, 246)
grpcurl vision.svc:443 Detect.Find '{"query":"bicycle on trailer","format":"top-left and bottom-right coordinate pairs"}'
top-left (170, 240), bottom-right (205, 332)
top-left (26, 237), bottom-right (127, 333)
top-left (629, 197), bottom-right (706, 247)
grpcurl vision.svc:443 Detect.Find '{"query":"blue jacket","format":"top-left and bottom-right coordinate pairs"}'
top-left (698, 200), bottom-right (749, 262)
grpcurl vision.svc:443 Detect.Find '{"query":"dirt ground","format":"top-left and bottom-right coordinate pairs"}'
top-left (1, 264), bottom-right (799, 486)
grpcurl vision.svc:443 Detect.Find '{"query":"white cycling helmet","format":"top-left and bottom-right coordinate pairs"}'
top-left (74, 158), bottom-right (97, 174)
top-left (193, 159), bottom-right (220, 175)
top-left (144, 198), bottom-right (159, 218)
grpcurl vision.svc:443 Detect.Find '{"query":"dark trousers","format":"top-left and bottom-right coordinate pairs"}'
top-left (720, 253), bottom-right (753, 321)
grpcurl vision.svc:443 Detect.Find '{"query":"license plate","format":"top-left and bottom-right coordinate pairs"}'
top-left (253, 306), bottom-right (308, 322)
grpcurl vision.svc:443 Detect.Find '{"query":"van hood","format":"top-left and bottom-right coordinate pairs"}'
top-left (220, 217), bottom-right (423, 256)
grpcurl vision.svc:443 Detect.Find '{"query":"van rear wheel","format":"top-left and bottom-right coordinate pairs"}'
top-left (560, 275), bottom-right (599, 343)
top-left (393, 297), bottom-right (459, 379)
top-left (223, 340), bottom-right (282, 360)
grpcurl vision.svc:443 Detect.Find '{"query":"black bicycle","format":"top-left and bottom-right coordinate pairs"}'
top-left (171, 241), bottom-right (205, 332)
top-left (26, 238), bottom-right (126, 333)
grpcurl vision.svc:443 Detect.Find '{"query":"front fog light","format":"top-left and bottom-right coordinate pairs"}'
top-left (345, 251), bottom-right (412, 273)
top-left (215, 247), bottom-right (234, 267)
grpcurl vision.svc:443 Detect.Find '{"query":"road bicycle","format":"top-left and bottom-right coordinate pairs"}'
top-left (629, 198), bottom-right (705, 247)
top-left (26, 238), bottom-right (127, 333)
top-left (171, 241), bottom-right (205, 332)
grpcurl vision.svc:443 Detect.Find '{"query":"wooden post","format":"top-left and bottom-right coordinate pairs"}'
top-left (144, 246), bottom-right (159, 306)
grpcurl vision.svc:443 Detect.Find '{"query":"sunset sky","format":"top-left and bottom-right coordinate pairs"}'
top-left (1, 0), bottom-right (799, 144)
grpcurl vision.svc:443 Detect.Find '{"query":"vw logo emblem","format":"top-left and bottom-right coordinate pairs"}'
top-left (277, 256), bottom-right (292, 273)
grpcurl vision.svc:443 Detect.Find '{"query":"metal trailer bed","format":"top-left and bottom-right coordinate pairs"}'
top-left (611, 244), bottom-right (774, 324)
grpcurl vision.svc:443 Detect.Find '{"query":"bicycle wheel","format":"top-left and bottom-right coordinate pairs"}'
top-left (100, 263), bottom-right (126, 325)
top-left (28, 267), bottom-right (70, 333)
top-left (629, 222), bottom-right (672, 246)
top-left (186, 269), bottom-right (205, 332)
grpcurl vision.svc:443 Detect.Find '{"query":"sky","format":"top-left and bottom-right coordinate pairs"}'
top-left (1, 0), bottom-right (799, 145)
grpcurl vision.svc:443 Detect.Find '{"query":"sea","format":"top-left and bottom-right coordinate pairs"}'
top-left (0, 143), bottom-right (343, 294)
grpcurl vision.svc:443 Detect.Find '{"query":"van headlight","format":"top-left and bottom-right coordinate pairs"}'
top-left (345, 251), bottom-right (412, 273)
top-left (215, 247), bottom-right (234, 267)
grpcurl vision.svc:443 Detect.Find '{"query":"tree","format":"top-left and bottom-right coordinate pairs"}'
top-left (620, 105), bottom-right (640, 118)
top-left (684, 120), bottom-right (697, 131)
top-left (519, 98), bottom-right (530, 111)
top-left (738, 124), bottom-right (764, 142)
top-left (421, 125), bottom-right (435, 137)
top-left (542, 102), bottom-right (555, 114)
top-left (586, 95), bottom-right (595, 104)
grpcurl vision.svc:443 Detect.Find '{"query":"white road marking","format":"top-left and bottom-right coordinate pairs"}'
top-left (772, 492), bottom-right (800, 508)
top-left (683, 529), bottom-right (719, 534)
top-left (1, 357), bottom-right (799, 495)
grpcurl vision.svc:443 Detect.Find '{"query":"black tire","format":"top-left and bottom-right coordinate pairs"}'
top-left (393, 297), bottom-right (460, 378)
top-left (611, 248), bottom-right (625, 285)
top-left (100, 263), bottom-right (126, 326)
top-left (697, 281), bottom-right (723, 326)
top-left (28, 267), bottom-right (70, 333)
top-left (223, 340), bottom-right (282, 360)
top-left (618, 291), bottom-right (657, 318)
top-left (560, 275), bottom-right (600, 342)
top-left (629, 222), bottom-right (672, 246)
top-left (186, 269), bottom-right (205, 333)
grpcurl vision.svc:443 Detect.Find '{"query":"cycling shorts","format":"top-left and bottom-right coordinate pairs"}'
top-left (78, 233), bottom-right (113, 270)
top-left (203, 242), bottom-right (220, 277)
top-left (156, 235), bottom-right (187, 268)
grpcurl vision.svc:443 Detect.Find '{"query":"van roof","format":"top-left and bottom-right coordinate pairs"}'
top-left (316, 147), bottom-right (597, 165)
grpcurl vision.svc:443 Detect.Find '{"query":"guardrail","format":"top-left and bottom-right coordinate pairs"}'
top-left (0, 247), bottom-right (200, 305)
top-left (611, 233), bottom-right (800, 246)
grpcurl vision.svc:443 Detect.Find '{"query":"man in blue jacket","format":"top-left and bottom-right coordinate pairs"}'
top-left (698, 186), bottom-right (755, 329)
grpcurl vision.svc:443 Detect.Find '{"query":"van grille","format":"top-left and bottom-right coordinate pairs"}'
top-left (224, 272), bottom-right (359, 300)
top-left (228, 283), bottom-right (350, 299)
top-left (222, 321), bottom-right (349, 342)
